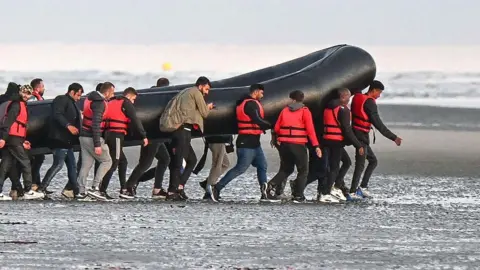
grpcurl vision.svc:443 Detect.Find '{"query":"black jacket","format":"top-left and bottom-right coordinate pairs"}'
top-left (48, 94), bottom-right (81, 149)
top-left (80, 91), bottom-right (107, 147)
top-left (235, 95), bottom-right (271, 148)
top-left (205, 135), bottom-right (233, 144)
top-left (353, 98), bottom-right (397, 145)
top-left (322, 99), bottom-right (362, 148)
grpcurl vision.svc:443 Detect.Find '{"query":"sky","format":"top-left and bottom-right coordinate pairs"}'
top-left (0, 0), bottom-right (478, 46)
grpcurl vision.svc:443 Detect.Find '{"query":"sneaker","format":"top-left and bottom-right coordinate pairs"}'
top-left (265, 183), bottom-right (278, 200)
top-left (100, 191), bottom-right (115, 200)
top-left (0, 193), bottom-right (12, 201)
top-left (24, 190), bottom-right (45, 200)
top-left (210, 185), bottom-right (220, 202)
top-left (357, 187), bottom-right (371, 198)
top-left (87, 189), bottom-right (107, 201)
top-left (61, 189), bottom-right (75, 199)
top-left (199, 180), bottom-right (207, 191)
top-left (331, 187), bottom-right (347, 202)
top-left (9, 190), bottom-right (18, 200)
top-left (348, 192), bottom-right (364, 201)
top-left (152, 189), bottom-right (168, 200)
top-left (319, 194), bottom-right (340, 203)
top-left (292, 196), bottom-right (306, 203)
top-left (178, 189), bottom-right (189, 200)
top-left (119, 188), bottom-right (135, 199)
top-left (166, 192), bottom-right (185, 201)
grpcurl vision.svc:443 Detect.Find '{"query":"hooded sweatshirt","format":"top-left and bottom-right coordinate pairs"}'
top-left (274, 102), bottom-right (319, 147)
top-left (80, 91), bottom-right (108, 147)
top-left (235, 95), bottom-right (271, 148)
top-left (323, 99), bottom-right (362, 148)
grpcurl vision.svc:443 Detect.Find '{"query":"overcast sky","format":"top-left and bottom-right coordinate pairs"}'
top-left (0, 0), bottom-right (477, 46)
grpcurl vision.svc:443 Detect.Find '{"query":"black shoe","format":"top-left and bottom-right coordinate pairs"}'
top-left (101, 191), bottom-right (114, 200)
top-left (265, 182), bottom-right (277, 200)
top-left (292, 196), bottom-right (306, 203)
top-left (152, 188), bottom-right (168, 200)
top-left (210, 185), bottom-right (220, 202)
top-left (42, 189), bottom-right (54, 195)
top-left (119, 188), bottom-right (135, 199)
top-left (202, 192), bottom-right (211, 200)
top-left (178, 189), bottom-right (189, 200)
top-left (199, 180), bottom-right (207, 191)
top-left (166, 192), bottom-right (185, 201)
top-left (75, 193), bottom-right (88, 200)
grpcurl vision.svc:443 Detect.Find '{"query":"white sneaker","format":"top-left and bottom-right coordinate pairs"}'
top-left (23, 190), bottom-right (45, 200)
top-left (359, 187), bottom-right (372, 198)
top-left (0, 193), bottom-right (12, 201)
top-left (319, 194), bottom-right (340, 203)
top-left (331, 187), bottom-right (347, 201)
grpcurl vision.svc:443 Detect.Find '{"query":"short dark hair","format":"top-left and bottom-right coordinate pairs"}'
top-left (123, 87), bottom-right (138, 96)
top-left (195, 76), bottom-right (211, 87)
top-left (95, 83), bottom-right (103, 92)
top-left (67, 83), bottom-right (83, 94)
top-left (368, 80), bottom-right (384, 91)
top-left (100, 82), bottom-right (115, 94)
top-left (156, 77), bottom-right (170, 87)
top-left (289, 90), bottom-right (304, 102)
top-left (30, 78), bottom-right (43, 89)
top-left (249, 83), bottom-right (264, 93)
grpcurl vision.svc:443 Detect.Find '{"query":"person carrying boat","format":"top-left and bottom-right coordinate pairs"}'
top-left (266, 90), bottom-right (322, 203)
top-left (210, 84), bottom-right (271, 202)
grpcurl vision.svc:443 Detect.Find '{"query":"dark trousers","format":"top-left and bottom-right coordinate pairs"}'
top-left (0, 143), bottom-right (33, 193)
top-left (168, 128), bottom-right (197, 193)
top-left (350, 143), bottom-right (377, 193)
top-left (306, 147), bottom-right (351, 194)
top-left (137, 143), bottom-right (171, 189)
top-left (5, 163), bottom-right (23, 195)
top-left (100, 133), bottom-right (127, 192)
top-left (335, 148), bottom-right (351, 193)
top-left (319, 145), bottom-right (343, 195)
top-left (30, 154), bottom-right (45, 186)
top-left (268, 143), bottom-right (308, 198)
top-left (41, 148), bottom-right (79, 194)
top-left (125, 143), bottom-right (161, 189)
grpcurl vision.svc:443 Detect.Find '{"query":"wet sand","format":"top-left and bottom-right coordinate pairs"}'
top-left (1, 127), bottom-right (479, 269)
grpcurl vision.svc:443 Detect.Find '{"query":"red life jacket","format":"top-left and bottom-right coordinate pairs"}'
top-left (323, 106), bottom-right (348, 141)
top-left (236, 98), bottom-right (264, 135)
top-left (105, 97), bottom-right (130, 135)
top-left (1, 101), bottom-right (28, 138)
top-left (276, 106), bottom-right (310, 144)
top-left (351, 93), bottom-right (373, 133)
top-left (82, 98), bottom-right (108, 132)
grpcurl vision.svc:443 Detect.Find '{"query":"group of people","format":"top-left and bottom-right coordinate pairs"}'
top-left (0, 76), bottom-right (402, 203)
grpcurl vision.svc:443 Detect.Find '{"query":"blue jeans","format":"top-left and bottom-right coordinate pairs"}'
top-left (41, 148), bottom-right (79, 194)
top-left (215, 147), bottom-right (267, 191)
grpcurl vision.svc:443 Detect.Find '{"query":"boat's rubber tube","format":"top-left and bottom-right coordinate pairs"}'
top-left (27, 44), bottom-right (376, 155)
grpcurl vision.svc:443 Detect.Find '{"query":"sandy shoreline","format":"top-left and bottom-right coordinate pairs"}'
top-left (107, 128), bottom-right (480, 179)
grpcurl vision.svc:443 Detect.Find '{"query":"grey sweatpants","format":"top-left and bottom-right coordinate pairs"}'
top-left (77, 136), bottom-right (112, 194)
top-left (206, 143), bottom-right (230, 185)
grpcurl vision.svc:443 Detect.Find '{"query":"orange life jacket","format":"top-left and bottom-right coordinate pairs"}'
top-left (276, 106), bottom-right (310, 144)
top-left (105, 97), bottom-right (130, 135)
top-left (3, 101), bottom-right (28, 138)
top-left (323, 106), bottom-right (348, 141)
top-left (82, 98), bottom-right (108, 132)
top-left (236, 98), bottom-right (264, 135)
top-left (351, 93), bottom-right (373, 133)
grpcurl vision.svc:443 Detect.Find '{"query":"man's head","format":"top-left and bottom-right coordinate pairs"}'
top-left (289, 90), bottom-right (304, 103)
top-left (19, 85), bottom-right (33, 101)
top-left (367, 80), bottom-right (384, 99)
top-left (195, 76), bottom-right (211, 96)
top-left (95, 83), bottom-right (103, 92)
top-left (30, 78), bottom-right (45, 95)
top-left (123, 87), bottom-right (138, 103)
top-left (249, 83), bottom-right (264, 100)
top-left (100, 82), bottom-right (115, 99)
top-left (67, 83), bottom-right (84, 102)
top-left (156, 77), bottom-right (170, 87)
top-left (337, 88), bottom-right (351, 105)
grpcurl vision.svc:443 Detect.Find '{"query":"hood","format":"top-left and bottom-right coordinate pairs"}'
top-left (325, 99), bottom-right (341, 109)
top-left (287, 102), bottom-right (305, 112)
top-left (87, 90), bottom-right (105, 101)
top-left (236, 94), bottom-right (255, 106)
top-left (5, 82), bottom-right (20, 96)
